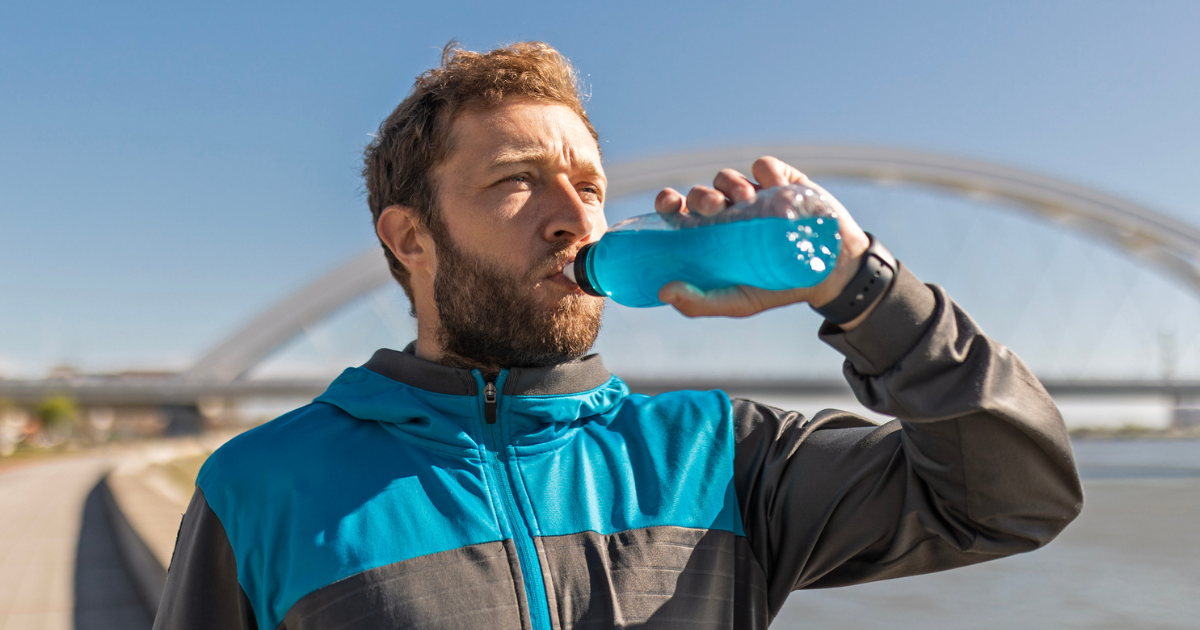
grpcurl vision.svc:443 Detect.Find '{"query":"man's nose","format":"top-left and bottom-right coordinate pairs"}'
top-left (543, 177), bottom-right (600, 243)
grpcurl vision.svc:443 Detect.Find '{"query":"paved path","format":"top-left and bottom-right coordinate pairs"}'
top-left (0, 454), bottom-right (150, 630)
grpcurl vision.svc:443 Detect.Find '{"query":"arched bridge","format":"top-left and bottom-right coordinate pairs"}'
top-left (180, 145), bottom-right (1200, 385)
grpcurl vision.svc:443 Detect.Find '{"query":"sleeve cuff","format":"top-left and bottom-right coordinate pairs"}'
top-left (817, 261), bottom-right (938, 375)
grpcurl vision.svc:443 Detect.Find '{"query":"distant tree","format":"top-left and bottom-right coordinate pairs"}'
top-left (36, 395), bottom-right (79, 447)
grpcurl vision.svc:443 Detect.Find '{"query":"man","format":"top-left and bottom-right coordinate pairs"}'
top-left (155, 42), bottom-right (1082, 629)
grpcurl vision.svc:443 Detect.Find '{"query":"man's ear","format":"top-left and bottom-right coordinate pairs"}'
top-left (377, 205), bottom-right (436, 277)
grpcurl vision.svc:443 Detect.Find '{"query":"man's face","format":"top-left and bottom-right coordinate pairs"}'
top-left (428, 99), bottom-right (608, 372)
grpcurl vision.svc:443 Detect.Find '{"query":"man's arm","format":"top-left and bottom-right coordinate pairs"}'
top-left (153, 487), bottom-right (258, 629)
top-left (732, 262), bottom-right (1083, 614)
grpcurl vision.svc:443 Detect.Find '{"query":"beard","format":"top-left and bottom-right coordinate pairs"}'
top-left (430, 224), bottom-right (604, 375)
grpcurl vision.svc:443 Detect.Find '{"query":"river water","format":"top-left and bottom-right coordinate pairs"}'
top-left (773, 439), bottom-right (1200, 629)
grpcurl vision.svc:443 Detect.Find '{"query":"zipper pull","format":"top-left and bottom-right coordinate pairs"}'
top-left (484, 381), bottom-right (498, 424)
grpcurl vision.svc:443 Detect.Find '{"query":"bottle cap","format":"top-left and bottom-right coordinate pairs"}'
top-left (569, 244), bottom-right (605, 297)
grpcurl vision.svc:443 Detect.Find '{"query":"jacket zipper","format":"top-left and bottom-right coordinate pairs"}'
top-left (476, 373), bottom-right (552, 630)
top-left (484, 381), bottom-right (498, 423)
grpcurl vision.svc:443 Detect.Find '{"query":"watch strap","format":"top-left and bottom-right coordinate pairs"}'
top-left (812, 233), bottom-right (896, 325)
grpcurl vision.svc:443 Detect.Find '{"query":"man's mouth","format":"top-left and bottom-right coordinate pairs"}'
top-left (540, 251), bottom-right (577, 279)
top-left (551, 258), bottom-right (574, 278)
top-left (538, 256), bottom-right (585, 294)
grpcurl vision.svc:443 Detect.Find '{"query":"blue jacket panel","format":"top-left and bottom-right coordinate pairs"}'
top-left (198, 397), bottom-right (501, 630)
top-left (511, 390), bottom-right (744, 538)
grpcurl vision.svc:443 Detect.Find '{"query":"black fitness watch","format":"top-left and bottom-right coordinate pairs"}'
top-left (811, 233), bottom-right (896, 325)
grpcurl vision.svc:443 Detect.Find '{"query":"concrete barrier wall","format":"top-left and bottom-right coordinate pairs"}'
top-left (98, 474), bottom-right (168, 621)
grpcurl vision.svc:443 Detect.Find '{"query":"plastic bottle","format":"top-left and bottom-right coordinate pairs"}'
top-left (565, 183), bottom-right (841, 307)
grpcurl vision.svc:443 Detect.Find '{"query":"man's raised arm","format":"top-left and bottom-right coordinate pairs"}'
top-left (654, 156), bottom-right (1082, 617)
top-left (732, 260), bottom-right (1083, 615)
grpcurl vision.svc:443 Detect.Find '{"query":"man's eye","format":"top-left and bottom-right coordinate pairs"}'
top-left (506, 174), bottom-right (530, 184)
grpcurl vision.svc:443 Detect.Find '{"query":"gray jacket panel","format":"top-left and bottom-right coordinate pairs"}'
top-left (536, 527), bottom-right (768, 629)
top-left (153, 487), bottom-right (257, 629)
top-left (282, 540), bottom-right (530, 630)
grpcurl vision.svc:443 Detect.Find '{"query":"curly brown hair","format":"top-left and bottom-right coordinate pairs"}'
top-left (363, 41), bottom-right (599, 303)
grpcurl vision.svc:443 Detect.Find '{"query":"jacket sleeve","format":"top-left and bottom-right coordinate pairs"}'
top-left (732, 262), bottom-right (1084, 615)
top-left (153, 486), bottom-right (258, 630)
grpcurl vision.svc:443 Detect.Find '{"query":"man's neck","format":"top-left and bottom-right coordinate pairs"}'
top-left (413, 332), bottom-right (503, 380)
top-left (411, 313), bottom-right (590, 379)
top-left (412, 334), bottom-right (443, 365)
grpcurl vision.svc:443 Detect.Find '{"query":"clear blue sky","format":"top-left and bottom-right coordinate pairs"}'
top-left (2, 0), bottom-right (1199, 377)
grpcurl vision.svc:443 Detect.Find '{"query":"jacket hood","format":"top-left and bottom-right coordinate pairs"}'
top-left (314, 347), bottom-right (629, 445)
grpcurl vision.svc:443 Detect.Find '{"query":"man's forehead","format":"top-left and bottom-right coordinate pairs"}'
top-left (448, 101), bottom-right (602, 173)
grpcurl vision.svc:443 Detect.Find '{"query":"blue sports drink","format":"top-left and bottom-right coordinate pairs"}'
top-left (566, 184), bottom-right (841, 308)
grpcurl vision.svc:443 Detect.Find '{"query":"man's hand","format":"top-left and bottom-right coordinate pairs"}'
top-left (654, 156), bottom-right (875, 329)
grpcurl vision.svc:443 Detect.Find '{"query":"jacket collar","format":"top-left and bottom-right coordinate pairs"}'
top-left (314, 345), bottom-right (628, 434)
top-left (361, 344), bottom-right (615, 397)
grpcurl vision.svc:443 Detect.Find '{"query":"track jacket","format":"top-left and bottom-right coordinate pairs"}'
top-left (155, 264), bottom-right (1083, 629)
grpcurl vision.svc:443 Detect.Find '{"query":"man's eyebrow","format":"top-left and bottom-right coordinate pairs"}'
top-left (485, 148), bottom-right (607, 187)
top-left (486, 147), bottom-right (550, 169)
top-left (576, 161), bottom-right (607, 187)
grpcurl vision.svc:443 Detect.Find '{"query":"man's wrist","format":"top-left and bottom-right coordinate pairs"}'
top-left (818, 262), bottom-right (938, 375)
top-left (812, 234), bottom-right (897, 326)
top-left (831, 292), bottom-right (883, 331)
top-left (806, 232), bottom-right (869, 310)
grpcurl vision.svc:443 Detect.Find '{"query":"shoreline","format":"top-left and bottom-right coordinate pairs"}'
top-left (1068, 426), bottom-right (1200, 440)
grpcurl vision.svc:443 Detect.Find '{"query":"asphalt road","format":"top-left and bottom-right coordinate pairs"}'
top-left (0, 454), bottom-right (150, 630)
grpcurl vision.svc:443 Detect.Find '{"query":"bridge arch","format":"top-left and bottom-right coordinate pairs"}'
top-left (181, 145), bottom-right (1200, 383)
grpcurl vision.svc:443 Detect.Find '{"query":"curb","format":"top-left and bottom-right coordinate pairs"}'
top-left (92, 434), bottom-right (236, 623)
top-left (99, 472), bottom-right (168, 621)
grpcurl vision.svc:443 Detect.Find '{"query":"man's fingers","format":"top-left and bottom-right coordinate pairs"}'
top-left (652, 157), bottom-right (874, 321)
top-left (655, 187), bottom-right (685, 214)
top-left (748, 155), bottom-right (866, 248)
top-left (751, 156), bottom-right (808, 188)
top-left (659, 282), bottom-right (764, 318)
top-left (686, 185), bottom-right (727, 217)
top-left (713, 168), bottom-right (758, 204)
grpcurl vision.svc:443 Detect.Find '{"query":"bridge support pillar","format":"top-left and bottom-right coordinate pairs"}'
top-left (162, 404), bottom-right (204, 436)
top-left (1171, 395), bottom-right (1200, 430)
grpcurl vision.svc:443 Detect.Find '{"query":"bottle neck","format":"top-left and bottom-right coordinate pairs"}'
top-left (570, 243), bottom-right (605, 297)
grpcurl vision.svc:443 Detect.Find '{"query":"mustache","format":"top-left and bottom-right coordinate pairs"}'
top-left (533, 240), bottom-right (583, 278)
